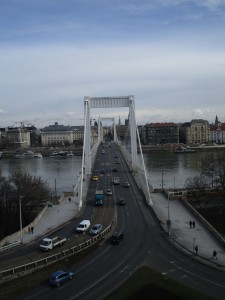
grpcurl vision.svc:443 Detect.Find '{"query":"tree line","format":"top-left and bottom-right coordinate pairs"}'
top-left (0, 171), bottom-right (51, 239)
top-left (185, 151), bottom-right (225, 208)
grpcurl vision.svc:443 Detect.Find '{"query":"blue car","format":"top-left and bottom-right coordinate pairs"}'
top-left (49, 270), bottom-right (74, 286)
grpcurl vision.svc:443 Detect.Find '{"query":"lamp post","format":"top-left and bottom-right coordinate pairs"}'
top-left (167, 192), bottom-right (171, 235)
top-left (161, 171), bottom-right (164, 191)
top-left (193, 237), bottom-right (196, 253)
top-left (19, 196), bottom-right (23, 244)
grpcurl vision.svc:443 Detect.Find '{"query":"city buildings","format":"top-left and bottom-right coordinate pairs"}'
top-left (0, 116), bottom-right (225, 150)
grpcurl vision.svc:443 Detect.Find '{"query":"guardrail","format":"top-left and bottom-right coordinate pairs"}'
top-left (0, 241), bottom-right (21, 253)
top-left (0, 223), bottom-right (114, 284)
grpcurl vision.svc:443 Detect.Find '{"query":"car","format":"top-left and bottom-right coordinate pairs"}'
top-left (112, 168), bottom-right (117, 172)
top-left (92, 175), bottom-right (99, 181)
top-left (106, 188), bottom-right (112, 195)
top-left (90, 224), bottom-right (103, 235)
top-left (118, 198), bottom-right (125, 206)
top-left (113, 177), bottom-right (120, 185)
top-left (124, 181), bottom-right (130, 187)
top-left (100, 169), bottom-right (105, 173)
top-left (76, 220), bottom-right (91, 233)
top-left (111, 232), bottom-right (124, 245)
top-left (116, 160), bottom-right (120, 164)
top-left (49, 270), bottom-right (74, 286)
top-left (114, 155), bottom-right (119, 158)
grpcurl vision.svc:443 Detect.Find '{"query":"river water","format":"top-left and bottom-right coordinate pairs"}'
top-left (0, 151), bottom-right (215, 193)
top-left (0, 157), bottom-right (82, 195)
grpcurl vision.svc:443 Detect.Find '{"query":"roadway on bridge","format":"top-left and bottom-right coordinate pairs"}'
top-left (1, 142), bottom-right (225, 300)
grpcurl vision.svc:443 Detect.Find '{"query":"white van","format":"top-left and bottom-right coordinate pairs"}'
top-left (113, 177), bottom-right (120, 185)
top-left (76, 220), bottom-right (91, 233)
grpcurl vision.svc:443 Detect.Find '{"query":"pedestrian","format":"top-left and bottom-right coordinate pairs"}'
top-left (212, 250), bottom-right (217, 260)
top-left (189, 220), bottom-right (192, 228)
top-left (31, 226), bottom-right (34, 234)
top-left (69, 197), bottom-right (71, 203)
top-left (192, 220), bottom-right (195, 228)
top-left (195, 245), bottom-right (198, 255)
top-left (28, 226), bottom-right (31, 234)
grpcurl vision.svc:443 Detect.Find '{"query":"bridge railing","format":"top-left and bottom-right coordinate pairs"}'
top-left (0, 222), bottom-right (114, 284)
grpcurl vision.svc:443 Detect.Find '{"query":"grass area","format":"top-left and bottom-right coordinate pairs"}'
top-left (0, 243), bottom-right (100, 300)
top-left (104, 266), bottom-right (215, 300)
top-left (1, 264), bottom-right (215, 300)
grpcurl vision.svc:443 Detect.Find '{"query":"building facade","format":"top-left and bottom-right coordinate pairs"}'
top-left (210, 122), bottom-right (225, 144)
top-left (40, 122), bottom-right (85, 146)
top-left (142, 123), bottom-right (179, 145)
top-left (179, 119), bottom-right (210, 144)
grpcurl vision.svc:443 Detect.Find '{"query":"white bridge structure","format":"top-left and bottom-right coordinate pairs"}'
top-left (74, 95), bottom-right (152, 209)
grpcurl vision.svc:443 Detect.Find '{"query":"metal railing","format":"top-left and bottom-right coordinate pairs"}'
top-left (0, 223), bottom-right (113, 284)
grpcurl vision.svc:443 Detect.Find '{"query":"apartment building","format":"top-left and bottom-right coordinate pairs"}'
top-left (210, 122), bottom-right (225, 144)
top-left (5, 127), bottom-right (31, 149)
top-left (142, 122), bottom-right (179, 145)
top-left (180, 119), bottom-right (210, 144)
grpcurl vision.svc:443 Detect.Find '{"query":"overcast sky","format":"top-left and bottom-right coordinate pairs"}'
top-left (0, 0), bottom-right (225, 128)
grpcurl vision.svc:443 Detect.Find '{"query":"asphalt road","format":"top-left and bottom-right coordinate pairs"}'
top-left (3, 142), bottom-right (225, 300)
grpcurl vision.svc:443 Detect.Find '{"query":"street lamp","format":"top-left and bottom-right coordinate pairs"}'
top-left (161, 171), bottom-right (165, 191)
top-left (167, 192), bottom-right (171, 235)
top-left (193, 237), bottom-right (196, 253)
top-left (19, 196), bottom-right (23, 244)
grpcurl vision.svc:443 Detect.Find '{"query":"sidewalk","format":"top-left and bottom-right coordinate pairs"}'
top-left (21, 196), bottom-right (80, 244)
top-left (151, 192), bottom-right (225, 268)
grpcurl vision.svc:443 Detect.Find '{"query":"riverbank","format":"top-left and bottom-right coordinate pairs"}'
top-left (1, 146), bottom-right (83, 158)
top-left (139, 144), bottom-right (225, 152)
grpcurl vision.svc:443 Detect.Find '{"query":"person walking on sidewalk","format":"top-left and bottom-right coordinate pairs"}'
top-left (212, 250), bottom-right (218, 260)
top-left (192, 220), bottom-right (195, 228)
top-left (31, 226), bottom-right (34, 234)
top-left (189, 220), bottom-right (193, 228)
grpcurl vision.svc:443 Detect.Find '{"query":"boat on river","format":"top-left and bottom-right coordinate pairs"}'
top-left (50, 151), bottom-right (74, 158)
top-left (15, 151), bottom-right (42, 158)
top-left (174, 147), bottom-right (197, 153)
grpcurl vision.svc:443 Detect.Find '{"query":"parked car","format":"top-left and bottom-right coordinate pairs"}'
top-left (90, 224), bottom-right (103, 235)
top-left (118, 198), bottom-right (125, 206)
top-left (92, 175), bottom-right (99, 181)
top-left (106, 188), bottom-right (112, 195)
top-left (49, 270), bottom-right (74, 286)
top-left (111, 232), bottom-right (124, 245)
top-left (124, 181), bottom-right (130, 187)
top-left (112, 168), bottom-right (117, 172)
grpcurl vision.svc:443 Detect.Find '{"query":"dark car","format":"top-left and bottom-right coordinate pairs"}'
top-left (118, 198), bottom-right (125, 206)
top-left (124, 181), bottom-right (130, 187)
top-left (112, 168), bottom-right (117, 172)
top-left (49, 270), bottom-right (74, 286)
top-left (111, 232), bottom-right (124, 245)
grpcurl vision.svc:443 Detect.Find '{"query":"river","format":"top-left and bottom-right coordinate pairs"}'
top-left (0, 157), bottom-right (82, 195)
top-left (0, 150), bottom-right (216, 193)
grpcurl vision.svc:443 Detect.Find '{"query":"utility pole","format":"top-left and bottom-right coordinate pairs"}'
top-left (19, 196), bottom-right (23, 244)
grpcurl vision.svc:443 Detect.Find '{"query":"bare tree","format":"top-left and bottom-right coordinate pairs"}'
top-left (0, 172), bottom-right (51, 238)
